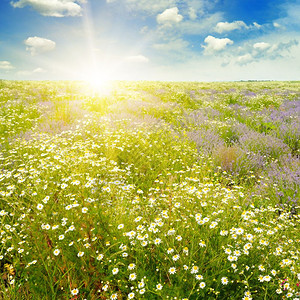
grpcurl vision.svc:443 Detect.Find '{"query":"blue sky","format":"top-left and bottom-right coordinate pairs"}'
top-left (0, 0), bottom-right (299, 81)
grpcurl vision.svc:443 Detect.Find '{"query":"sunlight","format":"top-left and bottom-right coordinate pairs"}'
top-left (84, 70), bottom-right (113, 96)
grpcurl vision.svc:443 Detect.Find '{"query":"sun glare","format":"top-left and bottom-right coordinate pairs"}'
top-left (84, 71), bottom-right (113, 96)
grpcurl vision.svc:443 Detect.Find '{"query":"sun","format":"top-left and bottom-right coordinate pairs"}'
top-left (84, 71), bottom-right (113, 96)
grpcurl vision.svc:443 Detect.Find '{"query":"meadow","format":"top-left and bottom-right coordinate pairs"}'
top-left (0, 80), bottom-right (299, 299)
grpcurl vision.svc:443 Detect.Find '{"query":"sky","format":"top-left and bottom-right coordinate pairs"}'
top-left (0, 0), bottom-right (300, 81)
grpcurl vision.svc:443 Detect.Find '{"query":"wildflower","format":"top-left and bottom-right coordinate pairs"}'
top-left (244, 243), bottom-right (252, 250)
top-left (68, 225), bottom-right (75, 231)
top-left (37, 204), bottom-right (43, 210)
top-left (176, 235), bottom-right (182, 241)
top-left (44, 224), bottom-right (50, 230)
top-left (156, 283), bottom-right (163, 290)
top-left (128, 263), bottom-right (136, 270)
top-left (183, 247), bottom-right (189, 255)
top-left (112, 268), bottom-right (119, 275)
top-left (118, 224), bottom-right (124, 229)
top-left (53, 249), bottom-right (60, 256)
top-left (263, 275), bottom-right (271, 282)
top-left (258, 275), bottom-right (264, 282)
top-left (128, 292), bottom-right (135, 299)
top-left (183, 265), bottom-right (189, 270)
top-left (154, 238), bottom-right (161, 245)
top-left (167, 228), bottom-right (176, 235)
top-left (97, 254), bottom-right (104, 261)
top-left (172, 254), bottom-right (180, 261)
top-left (77, 251), bottom-right (84, 257)
top-left (199, 240), bottom-right (206, 247)
top-left (195, 274), bottom-right (203, 280)
top-left (224, 248), bottom-right (231, 254)
top-left (191, 266), bottom-right (199, 274)
top-left (167, 248), bottom-right (174, 254)
top-left (210, 221), bottom-right (218, 228)
top-left (169, 267), bottom-right (176, 274)
top-left (111, 293), bottom-right (118, 300)
top-left (221, 277), bottom-right (228, 285)
top-left (58, 234), bottom-right (64, 240)
top-left (286, 292), bottom-right (293, 298)
top-left (71, 288), bottom-right (79, 296)
top-left (82, 207), bottom-right (88, 213)
top-left (61, 183), bottom-right (68, 189)
top-left (139, 288), bottom-right (145, 294)
top-left (236, 228), bottom-right (244, 235)
top-left (134, 216), bottom-right (142, 222)
top-left (258, 265), bottom-right (265, 271)
top-left (220, 230), bottom-right (228, 236)
top-left (129, 273), bottom-right (136, 281)
top-left (199, 282), bottom-right (206, 289)
top-left (228, 255), bottom-right (237, 262)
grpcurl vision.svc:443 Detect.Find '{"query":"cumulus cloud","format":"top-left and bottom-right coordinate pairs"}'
top-left (202, 35), bottom-right (233, 54)
top-left (10, 0), bottom-right (85, 17)
top-left (125, 55), bottom-right (149, 63)
top-left (157, 7), bottom-right (183, 25)
top-left (0, 61), bottom-right (15, 70)
top-left (234, 39), bottom-right (298, 66)
top-left (24, 36), bottom-right (56, 56)
top-left (214, 20), bottom-right (248, 33)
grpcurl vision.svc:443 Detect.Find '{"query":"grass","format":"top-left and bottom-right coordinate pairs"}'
top-left (0, 80), bottom-right (299, 299)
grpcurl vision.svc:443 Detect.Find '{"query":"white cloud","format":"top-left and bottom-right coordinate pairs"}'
top-left (214, 20), bottom-right (248, 33)
top-left (157, 7), bottom-right (183, 25)
top-left (10, 0), bottom-right (85, 17)
top-left (202, 35), bottom-right (233, 54)
top-left (253, 22), bottom-right (262, 29)
top-left (236, 53), bottom-right (253, 65)
top-left (233, 37), bottom-right (299, 66)
top-left (33, 67), bottom-right (46, 73)
top-left (111, 0), bottom-right (176, 14)
top-left (273, 22), bottom-right (281, 28)
top-left (153, 38), bottom-right (189, 52)
top-left (188, 7), bottom-right (197, 20)
top-left (24, 36), bottom-right (56, 56)
top-left (253, 42), bottom-right (271, 51)
top-left (125, 55), bottom-right (149, 63)
top-left (178, 12), bottom-right (222, 35)
top-left (0, 61), bottom-right (15, 70)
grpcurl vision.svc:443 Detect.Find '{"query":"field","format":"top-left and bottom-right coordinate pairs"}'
top-left (0, 80), bottom-right (299, 299)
